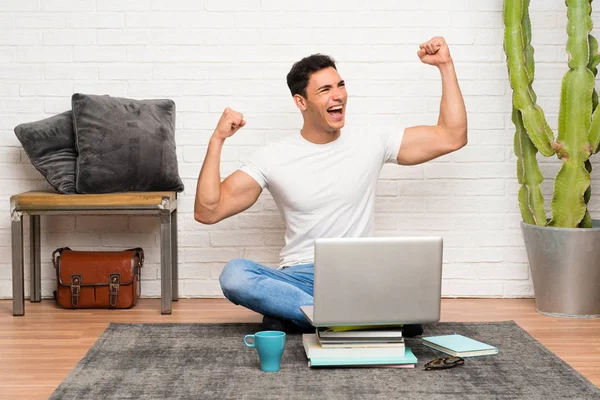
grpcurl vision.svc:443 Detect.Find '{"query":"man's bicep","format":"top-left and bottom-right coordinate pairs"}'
top-left (217, 170), bottom-right (263, 220)
top-left (396, 125), bottom-right (458, 165)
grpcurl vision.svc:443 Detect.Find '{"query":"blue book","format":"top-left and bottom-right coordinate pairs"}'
top-left (422, 333), bottom-right (498, 357)
top-left (308, 347), bottom-right (418, 367)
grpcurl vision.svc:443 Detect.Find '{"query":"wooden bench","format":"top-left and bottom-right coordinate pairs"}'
top-left (10, 191), bottom-right (178, 316)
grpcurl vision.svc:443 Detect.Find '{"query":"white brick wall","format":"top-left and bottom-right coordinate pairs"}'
top-left (1, 0), bottom-right (598, 300)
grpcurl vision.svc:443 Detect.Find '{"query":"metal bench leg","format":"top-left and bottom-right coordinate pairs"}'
top-left (171, 209), bottom-right (178, 301)
top-left (160, 211), bottom-right (172, 315)
top-left (12, 210), bottom-right (24, 316)
top-left (30, 215), bottom-right (41, 302)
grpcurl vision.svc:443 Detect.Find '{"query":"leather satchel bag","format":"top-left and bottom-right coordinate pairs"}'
top-left (52, 247), bottom-right (144, 309)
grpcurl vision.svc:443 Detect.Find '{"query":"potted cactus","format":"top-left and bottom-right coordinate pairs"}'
top-left (503, 0), bottom-right (600, 317)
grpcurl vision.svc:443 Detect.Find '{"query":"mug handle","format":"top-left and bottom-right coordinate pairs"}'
top-left (244, 334), bottom-right (256, 348)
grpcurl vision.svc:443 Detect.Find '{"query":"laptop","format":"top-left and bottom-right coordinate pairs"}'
top-left (300, 236), bottom-right (443, 327)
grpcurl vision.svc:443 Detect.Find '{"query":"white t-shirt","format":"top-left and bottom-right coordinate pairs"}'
top-left (239, 127), bottom-right (405, 267)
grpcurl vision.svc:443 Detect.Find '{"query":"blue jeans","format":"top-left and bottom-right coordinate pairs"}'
top-left (219, 258), bottom-right (314, 328)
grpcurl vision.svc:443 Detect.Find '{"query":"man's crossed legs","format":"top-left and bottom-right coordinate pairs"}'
top-left (219, 258), bottom-right (315, 330)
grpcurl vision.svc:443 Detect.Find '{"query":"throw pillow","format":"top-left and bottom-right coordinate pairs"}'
top-left (71, 93), bottom-right (184, 194)
top-left (14, 111), bottom-right (77, 194)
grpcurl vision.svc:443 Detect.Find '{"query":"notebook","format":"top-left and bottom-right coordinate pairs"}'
top-left (317, 326), bottom-right (404, 339)
top-left (303, 334), bottom-right (405, 359)
top-left (422, 333), bottom-right (498, 357)
top-left (316, 328), bottom-right (404, 348)
top-left (320, 325), bottom-right (404, 334)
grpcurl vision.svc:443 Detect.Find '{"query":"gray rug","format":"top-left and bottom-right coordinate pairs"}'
top-left (50, 321), bottom-right (600, 400)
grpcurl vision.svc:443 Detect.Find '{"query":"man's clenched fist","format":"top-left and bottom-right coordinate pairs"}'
top-left (417, 36), bottom-right (452, 67)
top-left (214, 107), bottom-right (246, 140)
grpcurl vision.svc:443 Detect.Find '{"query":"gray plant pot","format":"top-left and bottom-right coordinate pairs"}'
top-left (521, 220), bottom-right (600, 318)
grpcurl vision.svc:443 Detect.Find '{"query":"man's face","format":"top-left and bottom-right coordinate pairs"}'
top-left (300, 67), bottom-right (347, 132)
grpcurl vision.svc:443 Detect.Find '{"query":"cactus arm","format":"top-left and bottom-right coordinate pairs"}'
top-left (549, 0), bottom-right (593, 228)
top-left (510, 0), bottom-right (546, 226)
top-left (504, 0), bottom-right (556, 157)
top-left (522, 0), bottom-right (535, 101)
top-left (583, 20), bottom-right (598, 227)
top-left (514, 107), bottom-right (547, 225)
top-left (588, 0), bottom-right (599, 112)
top-left (588, 33), bottom-right (600, 152)
top-left (581, 2), bottom-right (598, 227)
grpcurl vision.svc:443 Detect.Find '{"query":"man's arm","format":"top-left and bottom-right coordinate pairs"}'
top-left (396, 37), bottom-right (468, 166)
top-left (194, 108), bottom-right (262, 225)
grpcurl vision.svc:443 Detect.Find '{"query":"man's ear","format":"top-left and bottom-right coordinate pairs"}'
top-left (293, 94), bottom-right (307, 111)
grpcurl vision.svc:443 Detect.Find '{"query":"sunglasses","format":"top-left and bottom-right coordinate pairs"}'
top-left (423, 356), bottom-right (465, 371)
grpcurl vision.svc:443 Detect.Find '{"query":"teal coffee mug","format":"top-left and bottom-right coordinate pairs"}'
top-left (244, 330), bottom-right (286, 372)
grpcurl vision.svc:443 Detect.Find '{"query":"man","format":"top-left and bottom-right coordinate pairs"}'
top-left (195, 37), bottom-right (467, 335)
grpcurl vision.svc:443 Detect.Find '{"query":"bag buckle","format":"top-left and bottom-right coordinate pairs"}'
top-left (70, 274), bottom-right (81, 307)
top-left (109, 274), bottom-right (120, 307)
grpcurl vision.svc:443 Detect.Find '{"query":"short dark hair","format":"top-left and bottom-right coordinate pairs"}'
top-left (286, 54), bottom-right (337, 98)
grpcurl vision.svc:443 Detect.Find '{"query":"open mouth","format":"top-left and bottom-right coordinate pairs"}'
top-left (327, 105), bottom-right (344, 119)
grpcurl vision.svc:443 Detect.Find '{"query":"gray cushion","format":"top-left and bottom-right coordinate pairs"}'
top-left (14, 111), bottom-right (77, 194)
top-left (72, 93), bottom-right (184, 194)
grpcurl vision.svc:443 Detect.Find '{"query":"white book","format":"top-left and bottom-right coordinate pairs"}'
top-left (318, 336), bottom-right (404, 344)
top-left (317, 327), bottom-right (403, 339)
top-left (319, 341), bottom-right (406, 349)
top-left (303, 334), bottom-right (406, 359)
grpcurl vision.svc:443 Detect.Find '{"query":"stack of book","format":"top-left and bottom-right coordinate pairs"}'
top-left (302, 326), bottom-right (417, 367)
